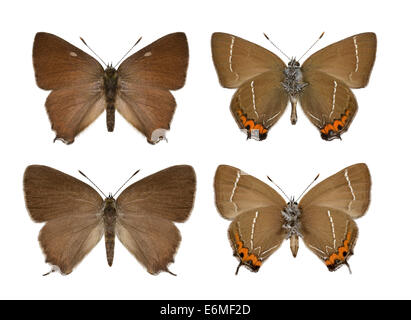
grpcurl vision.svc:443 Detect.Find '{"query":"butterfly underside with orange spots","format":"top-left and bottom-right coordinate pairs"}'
top-left (214, 164), bottom-right (371, 274)
top-left (211, 32), bottom-right (376, 141)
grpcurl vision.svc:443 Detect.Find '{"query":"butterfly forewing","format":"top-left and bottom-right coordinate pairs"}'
top-left (33, 32), bottom-right (104, 89)
top-left (24, 165), bottom-right (104, 274)
top-left (115, 165), bottom-right (196, 274)
top-left (211, 33), bottom-right (285, 88)
top-left (214, 165), bottom-right (286, 220)
top-left (118, 32), bottom-right (189, 90)
top-left (299, 163), bottom-right (371, 219)
top-left (302, 32), bottom-right (376, 88)
top-left (229, 207), bottom-right (287, 272)
top-left (299, 72), bottom-right (358, 141)
top-left (230, 71), bottom-right (288, 140)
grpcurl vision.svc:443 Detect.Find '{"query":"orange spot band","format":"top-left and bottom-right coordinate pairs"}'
top-left (320, 109), bottom-right (351, 135)
top-left (325, 232), bottom-right (352, 266)
top-left (234, 232), bottom-right (262, 267)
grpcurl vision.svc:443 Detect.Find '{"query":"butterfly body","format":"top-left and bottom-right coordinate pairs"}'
top-left (103, 66), bottom-right (119, 132)
top-left (24, 165), bottom-right (196, 275)
top-left (212, 32), bottom-right (376, 141)
top-left (214, 164), bottom-right (371, 273)
top-left (281, 200), bottom-right (302, 257)
top-left (33, 32), bottom-right (189, 144)
top-left (102, 195), bottom-right (117, 266)
top-left (282, 59), bottom-right (308, 124)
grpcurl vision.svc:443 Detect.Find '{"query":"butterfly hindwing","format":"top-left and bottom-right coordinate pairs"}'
top-left (299, 71), bottom-right (358, 141)
top-left (229, 207), bottom-right (287, 273)
top-left (300, 206), bottom-right (359, 271)
top-left (230, 72), bottom-right (288, 140)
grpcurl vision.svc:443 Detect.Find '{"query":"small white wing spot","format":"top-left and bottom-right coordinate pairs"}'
top-left (144, 51), bottom-right (152, 57)
top-left (70, 52), bottom-right (78, 57)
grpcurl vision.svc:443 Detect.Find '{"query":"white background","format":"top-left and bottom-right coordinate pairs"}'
top-left (1, 0), bottom-right (409, 299)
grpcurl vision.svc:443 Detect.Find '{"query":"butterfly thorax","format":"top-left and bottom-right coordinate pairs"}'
top-left (103, 65), bottom-right (119, 132)
top-left (281, 59), bottom-right (307, 96)
top-left (103, 195), bottom-right (117, 267)
top-left (282, 199), bottom-right (302, 257)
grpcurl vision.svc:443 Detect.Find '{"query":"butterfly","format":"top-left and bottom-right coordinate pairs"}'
top-left (23, 165), bottom-right (196, 275)
top-left (214, 163), bottom-right (371, 274)
top-left (32, 32), bottom-right (189, 144)
top-left (211, 32), bottom-right (376, 141)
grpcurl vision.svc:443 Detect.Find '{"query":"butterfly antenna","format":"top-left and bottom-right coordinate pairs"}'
top-left (296, 174), bottom-right (320, 202)
top-left (78, 170), bottom-right (108, 198)
top-left (80, 37), bottom-right (107, 67)
top-left (263, 33), bottom-right (291, 60)
top-left (298, 32), bottom-right (325, 62)
top-left (114, 37), bottom-right (142, 68)
top-left (112, 169), bottom-right (141, 197)
top-left (267, 176), bottom-right (291, 202)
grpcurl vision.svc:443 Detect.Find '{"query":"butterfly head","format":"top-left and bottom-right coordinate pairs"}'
top-left (287, 57), bottom-right (300, 67)
top-left (105, 193), bottom-right (116, 203)
top-left (104, 64), bottom-right (118, 79)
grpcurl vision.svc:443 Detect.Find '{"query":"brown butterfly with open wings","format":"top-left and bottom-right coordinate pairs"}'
top-left (23, 165), bottom-right (196, 275)
top-left (33, 32), bottom-right (189, 144)
top-left (214, 164), bottom-right (371, 274)
top-left (211, 32), bottom-right (376, 141)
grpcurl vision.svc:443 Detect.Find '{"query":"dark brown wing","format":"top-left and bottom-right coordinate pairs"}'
top-left (23, 165), bottom-right (104, 274)
top-left (116, 84), bottom-right (176, 144)
top-left (116, 33), bottom-right (188, 143)
top-left (116, 165), bottom-right (196, 274)
top-left (118, 32), bottom-right (189, 90)
top-left (33, 32), bottom-right (106, 143)
top-left (302, 33), bottom-right (376, 88)
top-left (45, 87), bottom-right (105, 144)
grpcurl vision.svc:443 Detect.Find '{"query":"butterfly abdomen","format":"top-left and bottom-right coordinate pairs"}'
top-left (103, 67), bottom-right (119, 132)
top-left (103, 197), bottom-right (117, 267)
